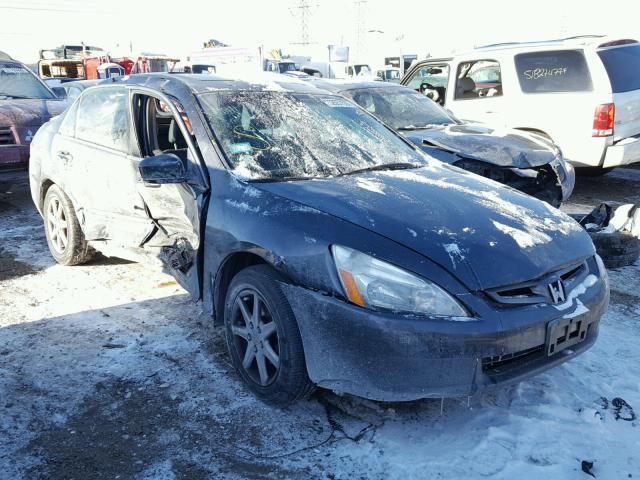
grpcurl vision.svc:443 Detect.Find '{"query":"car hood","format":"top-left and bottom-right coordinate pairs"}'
top-left (0, 98), bottom-right (66, 127)
top-left (254, 163), bottom-right (593, 291)
top-left (402, 123), bottom-right (557, 168)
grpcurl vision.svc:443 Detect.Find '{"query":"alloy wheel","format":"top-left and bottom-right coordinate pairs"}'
top-left (231, 289), bottom-right (280, 386)
top-left (47, 196), bottom-right (69, 254)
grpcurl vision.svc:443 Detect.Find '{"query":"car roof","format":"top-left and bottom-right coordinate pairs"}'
top-left (0, 58), bottom-right (26, 68)
top-left (62, 79), bottom-right (103, 89)
top-left (307, 79), bottom-right (410, 94)
top-left (114, 72), bottom-right (328, 95)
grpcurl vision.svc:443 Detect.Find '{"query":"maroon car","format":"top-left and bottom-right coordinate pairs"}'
top-left (0, 57), bottom-right (66, 168)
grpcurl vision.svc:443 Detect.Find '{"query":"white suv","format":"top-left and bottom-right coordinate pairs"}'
top-left (402, 36), bottom-right (640, 172)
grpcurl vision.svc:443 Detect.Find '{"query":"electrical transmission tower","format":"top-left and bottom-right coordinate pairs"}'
top-left (290, 0), bottom-right (317, 46)
top-left (353, 0), bottom-right (368, 62)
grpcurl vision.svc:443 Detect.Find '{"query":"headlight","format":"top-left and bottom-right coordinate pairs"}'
top-left (331, 245), bottom-right (468, 317)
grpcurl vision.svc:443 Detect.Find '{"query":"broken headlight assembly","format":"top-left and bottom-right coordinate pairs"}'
top-left (550, 150), bottom-right (575, 200)
top-left (331, 245), bottom-right (468, 317)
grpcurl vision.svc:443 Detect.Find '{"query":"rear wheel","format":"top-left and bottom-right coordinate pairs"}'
top-left (43, 185), bottom-right (94, 266)
top-left (223, 265), bottom-right (313, 405)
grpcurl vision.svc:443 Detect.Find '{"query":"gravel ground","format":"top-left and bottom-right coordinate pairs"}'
top-left (1, 168), bottom-right (638, 480)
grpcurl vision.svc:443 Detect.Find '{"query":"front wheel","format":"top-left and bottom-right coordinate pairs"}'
top-left (43, 185), bottom-right (94, 266)
top-left (224, 265), bottom-right (313, 405)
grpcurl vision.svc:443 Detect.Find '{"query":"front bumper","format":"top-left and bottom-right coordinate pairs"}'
top-left (602, 134), bottom-right (640, 168)
top-left (281, 274), bottom-right (608, 401)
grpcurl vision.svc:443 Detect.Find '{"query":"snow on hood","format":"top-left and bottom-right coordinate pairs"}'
top-left (402, 123), bottom-right (558, 168)
top-left (0, 98), bottom-right (66, 127)
top-left (255, 162), bottom-right (594, 290)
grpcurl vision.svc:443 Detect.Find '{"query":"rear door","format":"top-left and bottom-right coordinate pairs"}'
top-left (52, 86), bottom-right (150, 243)
top-left (597, 43), bottom-right (640, 141)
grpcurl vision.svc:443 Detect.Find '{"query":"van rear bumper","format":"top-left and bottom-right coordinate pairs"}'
top-left (602, 134), bottom-right (640, 168)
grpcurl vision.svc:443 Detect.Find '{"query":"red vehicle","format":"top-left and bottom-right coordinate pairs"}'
top-left (1, 57), bottom-right (66, 168)
top-left (113, 55), bottom-right (179, 75)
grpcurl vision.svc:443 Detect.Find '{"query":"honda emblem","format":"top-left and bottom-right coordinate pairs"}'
top-left (548, 280), bottom-right (566, 304)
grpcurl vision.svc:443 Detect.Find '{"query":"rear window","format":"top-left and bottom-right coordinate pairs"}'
top-left (515, 50), bottom-right (593, 93)
top-left (598, 43), bottom-right (640, 93)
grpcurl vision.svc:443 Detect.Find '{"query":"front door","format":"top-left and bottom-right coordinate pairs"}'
top-left (126, 90), bottom-right (210, 299)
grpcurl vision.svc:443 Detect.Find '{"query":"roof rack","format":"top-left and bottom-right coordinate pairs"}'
top-left (476, 35), bottom-right (606, 50)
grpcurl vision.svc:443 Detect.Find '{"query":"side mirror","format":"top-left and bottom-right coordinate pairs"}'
top-left (139, 153), bottom-right (186, 185)
top-left (52, 86), bottom-right (67, 99)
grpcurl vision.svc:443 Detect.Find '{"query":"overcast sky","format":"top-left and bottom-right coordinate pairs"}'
top-left (1, 0), bottom-right (638, 64)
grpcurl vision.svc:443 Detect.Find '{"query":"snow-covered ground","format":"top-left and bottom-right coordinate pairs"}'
top-left (1, 169), bottom-right (638, 480)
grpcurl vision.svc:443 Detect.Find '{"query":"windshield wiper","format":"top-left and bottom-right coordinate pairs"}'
top-left (397, 124), bottom-right (449, 131)
top-left (249, 175), bottom-right (319, 183)
top-left (339, 162), bottom-right (421, 176)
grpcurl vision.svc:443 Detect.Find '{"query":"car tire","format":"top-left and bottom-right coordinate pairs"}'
top-left (223, 264), bottom-right (313, 405)
top-left (43, 185), bottom-right (94, 266)
top-left (589, 231), bottom-right (640, 269)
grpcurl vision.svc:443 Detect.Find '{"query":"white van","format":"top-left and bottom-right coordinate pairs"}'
top-left (402, 36), bottom-right (640, 172)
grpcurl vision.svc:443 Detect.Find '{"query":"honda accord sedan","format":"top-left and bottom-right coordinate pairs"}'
top-left (311, 80), bottom-right (575, 207)
top-left (29, 73), bottom-right (608, 404)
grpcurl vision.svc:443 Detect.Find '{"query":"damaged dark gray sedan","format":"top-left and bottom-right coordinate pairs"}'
top-left (29, 74), bottom-right (608, 404)
top-left (311, 80), bottom-right (575, 207)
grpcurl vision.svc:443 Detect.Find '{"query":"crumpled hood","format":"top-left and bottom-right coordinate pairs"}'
top-left (402, 123), bottom-right (558, 168)
top-left (255, 163), bottom-right (593, 290)
top-left (0, 99), bottom-right (66, 127)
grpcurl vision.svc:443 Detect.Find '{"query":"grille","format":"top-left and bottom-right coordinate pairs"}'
top-left (486, 261), bottom-right (588, 306)
top-left (482, 344), bottom-right (545, 373)
top-left (0, 126), bottom-right (16, 146)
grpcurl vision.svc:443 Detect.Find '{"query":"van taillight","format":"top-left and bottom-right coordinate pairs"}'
top-left (592, 103), bottom-right (614, 137)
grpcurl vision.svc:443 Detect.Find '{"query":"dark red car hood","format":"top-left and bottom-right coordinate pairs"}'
top-left (0, 98), bottom-right (66, 127)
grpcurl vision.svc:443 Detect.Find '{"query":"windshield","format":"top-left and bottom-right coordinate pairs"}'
top-left (344, 87), bottom-right (455, 130)
top-left (0, 63), bottom-right (55, 99)
top-left (200, 91), bottom-right (425, 180)
top-left (278, 63), bottom-right (298, 73)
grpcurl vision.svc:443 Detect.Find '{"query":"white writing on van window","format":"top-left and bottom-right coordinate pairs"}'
top-left (523, 67), bottom-right (568, 80)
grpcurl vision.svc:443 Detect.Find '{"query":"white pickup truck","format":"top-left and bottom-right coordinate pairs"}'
top-left (402, 36), bottom-right (640, 172)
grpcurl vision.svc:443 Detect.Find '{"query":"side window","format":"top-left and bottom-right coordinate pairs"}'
top-left (132, 94), bottom-right (193, 163)
top-left (58, 99), bottom-right (79, 137)
top-left (406, 65), bottom-right (450, 91)
top-left (515, 50), bottom-right (593, 93)
top-left (75, 87), bottom-right (131, 153)
top-left (455, 60), bottom-right (503, 100)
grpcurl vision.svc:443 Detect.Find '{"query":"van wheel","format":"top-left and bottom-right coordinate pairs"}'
top-left (224, 265), bottom-right (313, 405)
top-left (43, 185), bottom-right (94, 266)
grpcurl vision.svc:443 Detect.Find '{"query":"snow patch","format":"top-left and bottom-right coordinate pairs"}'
top-left (355, 178), bottom-right (386, 195)
top-left (492, 221), bottom-right (551, 249)
top-left (444, 243), bottom-right (466, 267)
top-left (554, 274), bottom-right (599, 311)
top-left (224, 199), bottom-right (260, 213)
